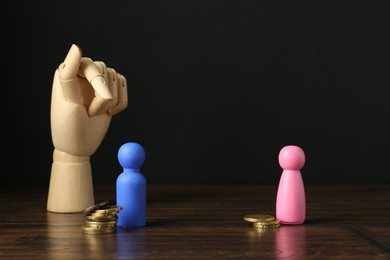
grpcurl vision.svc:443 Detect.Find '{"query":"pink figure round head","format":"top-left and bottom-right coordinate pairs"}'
top-left (278, 145), bottom-right (305, 170)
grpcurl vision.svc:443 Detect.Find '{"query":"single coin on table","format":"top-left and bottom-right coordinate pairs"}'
top-left (243, 214), bottom-right (275, 223)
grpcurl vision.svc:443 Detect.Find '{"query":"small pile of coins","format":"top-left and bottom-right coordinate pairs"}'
top-left (81, 200), bottom-right (123, 235)
top-left (243, 214), bottom-right (281, 229)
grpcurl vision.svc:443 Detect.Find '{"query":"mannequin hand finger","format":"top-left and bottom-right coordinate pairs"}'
top-left (93, 61), bottom-right (109, 86)
top-left (96, 67), bottom-right (119, 114)
top-left (109, 73), bottom-right (128, 116)
top-left (79, 58), bottom-right (113, 101)
top-left (58, 44), bottom-right (82, 81)
top-left (57, 44), bottom-right (83, 103)
top-left (88, 95), bottom-right (112, 116)
top-left (105, 68), bottom-right (119, 110)
top-left (91, 61), bottom-right (115, 114)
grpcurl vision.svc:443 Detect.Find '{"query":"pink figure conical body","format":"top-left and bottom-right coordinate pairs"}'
top-left (276, 145), bottom-right (306, 224)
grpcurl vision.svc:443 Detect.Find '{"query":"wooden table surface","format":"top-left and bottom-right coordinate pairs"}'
top-left (0, 184), bottom-right (389, 259)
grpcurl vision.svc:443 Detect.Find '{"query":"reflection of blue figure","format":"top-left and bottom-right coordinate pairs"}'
top-left (116, 142), bottom-right (146, 227)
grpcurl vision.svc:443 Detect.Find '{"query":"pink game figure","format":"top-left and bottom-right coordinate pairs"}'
top-left (276, 145), bottom-right (306, 224)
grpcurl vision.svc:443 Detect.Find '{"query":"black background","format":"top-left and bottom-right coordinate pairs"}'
top-left (3, 1), bottom-right (390, 185)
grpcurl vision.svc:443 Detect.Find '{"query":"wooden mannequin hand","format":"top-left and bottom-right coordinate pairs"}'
top-left (50, 44), bottom-right (128, 156)
top-left (47, 44), bottom-right (128, 213)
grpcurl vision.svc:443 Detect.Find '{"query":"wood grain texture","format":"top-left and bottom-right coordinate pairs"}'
top-left (0, 184), bottom-right (389, 259)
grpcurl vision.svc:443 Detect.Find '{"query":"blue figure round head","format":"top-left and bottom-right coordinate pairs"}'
top-left (118, 142), bottom-right (146, 169)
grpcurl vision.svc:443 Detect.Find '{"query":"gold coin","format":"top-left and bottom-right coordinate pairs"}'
top-left (85, 220), bottom-right (117, 228)
top-left (92, 205), bottom-right (123, 214)
top-left (244, 214), bottom-right (275, 223)
top-left (253, 224), bottom-right (280, 229)
top-left (87, 211), bottom-right (118, 217)
top-left (82, 200), bottom-right (110, 214)
top-left (252, 219), bottom-right (281, 228)
top-left (87, 210), bottom-right (118, 215)
top-left (255, 225), bottom-right (280, 230)
top-left (82, 225), bottom-right (116, 235)
top-left (86, 214), bottom-right (118, 221)
top-left (253, 218), bottom-right (280, 225)
top-left (98, 205), bottom-right (123, 210)
top-left (90, 210), bottom-right (120, 216)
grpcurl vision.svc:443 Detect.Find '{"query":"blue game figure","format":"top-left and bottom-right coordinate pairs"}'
top-left (116, 142), bottom-right (146, 227)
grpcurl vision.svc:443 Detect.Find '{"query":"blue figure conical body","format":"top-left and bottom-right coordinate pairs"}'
top-left (116, 142), bottom-right (146, 227)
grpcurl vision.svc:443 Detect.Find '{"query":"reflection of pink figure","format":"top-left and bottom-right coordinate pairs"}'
top-left (275, 226), bottom-right (306, 260)
top-left (276, 145), bottom-right (306, 224)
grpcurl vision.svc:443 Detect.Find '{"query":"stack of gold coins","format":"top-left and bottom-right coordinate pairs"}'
top-left (81, 201), bottom-right (123, 235)
top-left (243, 214), bottom-right (281, 229)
